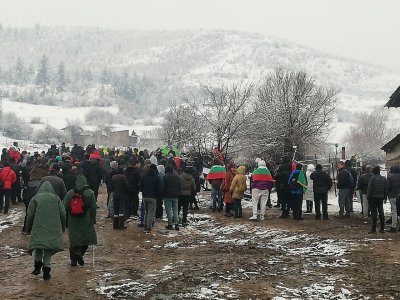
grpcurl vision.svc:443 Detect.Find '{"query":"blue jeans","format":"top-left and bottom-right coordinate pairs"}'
top-left (338, 188), bottom-right (351, 214)
top-left (164, 198), bottom-right (179, 225)
top-left (211, 188), bottom-right (222, 210)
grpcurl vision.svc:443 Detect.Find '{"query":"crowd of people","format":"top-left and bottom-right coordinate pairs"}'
top-left (0, 141), bottom-right (399, 281)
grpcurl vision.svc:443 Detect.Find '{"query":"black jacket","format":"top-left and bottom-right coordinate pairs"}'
top-left (387, 173), bottom-right (400, 199)
top-left (87, 161), bottom-right (104, 187)
top-left (275, 163), bottom-right (292, 191)
top-left (139, 168), bottom-right (160, 198)
top-left (162, 172), bottom-right (181, 198)
top-left (124, 166), bottom-right (141, 193)
top-left (337, 168), bottom-right (353, 189)
top-left (110, 173), bottom-right (128, 196)
top-left (367, 174), bottom-right (387, 201)
top-left (347, 167), bottom-right (357, 189)
top-left (310, 170), bottom-right (332, 194)
top-left (357, 173), bottom-right (373, 194)
top-left (63, 171), bottom-right (77, 192)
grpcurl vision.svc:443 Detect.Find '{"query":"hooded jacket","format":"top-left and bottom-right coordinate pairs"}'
top-left (38, 174), bottom-right (67, 200)
top-left (26, 181), bottom-right (66, 255)
top-left (222, 169), bottom-right (235, 204)
top-left (162, 171), bottom-right (181, 198)
top-left (140, 168), bottom-right (160, 198)
top-left (230, 166), bottom-right (247, 200)
top-left (63, 175), bottom-right (97, 247)
top-left (179, 171), bottom-right (196, 196)
top-left (0, 166), bottom-right (17, 190)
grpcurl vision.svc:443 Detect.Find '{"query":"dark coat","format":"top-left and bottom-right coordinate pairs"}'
top-left (387, 173), bottom-right (400, 199)
top-left (87, 161), bottom-right (104, 187)
top-left (367, 174), bottom-right (387, 201)
top-left (179, 172), bottom-right (196, 196)
top-left (337, 168), bottom-right (353, 189)
top-left (38, 174), bottom-right (67, 200)
top-left (275, 163), bottom-right (292, 191)
top-left (27, 182), bottom-right (66, 255)
top-left (357, 173), bottom-right (373, 195)
top-left (124, 166), bottom-right (141, 192)
top-left (29, 165), bottom-right (49, 181)
top-left (63, 175), bottom-right (97, 247)
top-left (162, 172), bottom-right (181, 198)
top-left (139, 168), bottom-right (160, 198)
top-left (110, 173), bottom-right (129, 196)
top-left (310, 170), bottom-right (332, 194)
top-left (63, 171), bottom-right (77, 192)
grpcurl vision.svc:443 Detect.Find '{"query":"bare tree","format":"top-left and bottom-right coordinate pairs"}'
top-left (254, 67), bottom-right (339, 160)
top-left (343, 108), bottom-right (396, 162)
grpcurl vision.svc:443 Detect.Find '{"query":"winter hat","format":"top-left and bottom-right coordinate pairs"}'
top-left (55, 155), bottom-right (62, 162)
top-left (110, 161), bottom-right (118, 170)
top-left (307, 164), bottom-right (315, 172)
top-left (258, 160), bottom-right (266, 167)
top-left (157, 165), bottom-right (165, 174)
top-left (89, 150), bottom-right (101, 160)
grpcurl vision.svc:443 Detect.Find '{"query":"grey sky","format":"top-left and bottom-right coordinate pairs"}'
top-left (1, 0), bottom-right (399, 72)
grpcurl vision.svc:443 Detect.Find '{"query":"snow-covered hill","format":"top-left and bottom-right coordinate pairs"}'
top-left (1, 26), bottom-right (400, 145)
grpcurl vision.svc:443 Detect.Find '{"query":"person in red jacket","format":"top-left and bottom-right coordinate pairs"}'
top-left (0, 163), bottom-right (17, 214)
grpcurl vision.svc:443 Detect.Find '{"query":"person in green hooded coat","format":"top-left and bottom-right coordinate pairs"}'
top-left (26, 181), bottom-right (66, 280)
top-left (63, 174), bottom-right (97, 266)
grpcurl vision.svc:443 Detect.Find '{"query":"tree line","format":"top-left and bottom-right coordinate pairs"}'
top-left (162, 67), bottom-right (340, 163)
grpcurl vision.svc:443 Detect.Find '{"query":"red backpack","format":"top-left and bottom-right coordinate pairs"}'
top-left (70, 187), bottom-right (89, 216)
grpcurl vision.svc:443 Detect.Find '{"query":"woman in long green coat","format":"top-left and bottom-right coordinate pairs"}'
top-left (26, 181), bottom-right (66, 280)
top-left (63, 175), bottom-right (97, 266)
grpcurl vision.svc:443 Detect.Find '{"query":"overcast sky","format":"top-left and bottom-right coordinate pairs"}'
top-left (1, 0), bottom-right (399, 72)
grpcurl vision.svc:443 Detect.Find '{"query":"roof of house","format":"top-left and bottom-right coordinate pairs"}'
top-left (385, 85), bottom-right (400, 108)
top-left (381, 134), bottom-right (400, 152)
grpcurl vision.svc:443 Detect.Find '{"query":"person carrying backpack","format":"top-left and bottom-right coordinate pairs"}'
top-left (63, 174), bottom-right (97, 266)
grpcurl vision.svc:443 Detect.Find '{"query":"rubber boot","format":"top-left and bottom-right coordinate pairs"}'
top-left (42, 267), bottom-right (51, 280)
top-left (31, 261), bottom-right (42, 275)
top-left (113, 217), bottom-right (119, 229)
top-left (118, 216), bottom-right (127, 230)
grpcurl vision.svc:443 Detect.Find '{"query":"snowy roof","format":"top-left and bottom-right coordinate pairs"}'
top-left (381, 134), bottom-right (400, 152)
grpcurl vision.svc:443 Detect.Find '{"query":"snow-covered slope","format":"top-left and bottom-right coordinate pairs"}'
top-left (1, 27), bottom-right (400, 144)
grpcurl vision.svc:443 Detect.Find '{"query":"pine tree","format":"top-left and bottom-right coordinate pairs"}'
top-left (56, 62), bottom-right (66, 92)
top-left (15, 57), bottom-right (26, 85)
top-left (35, 55), bottom-right (50, 94)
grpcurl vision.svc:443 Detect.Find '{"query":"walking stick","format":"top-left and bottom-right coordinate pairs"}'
top-left (92, 245), bottom-right (95, 267)
top-left (331, 162), bottom-right (337, 197)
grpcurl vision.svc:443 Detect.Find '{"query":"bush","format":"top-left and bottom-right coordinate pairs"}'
top-left (85, 108), bottom-right (115, 125)
top-left (30, 116), bottom-right (42, 124)
top-left (34, 125), bottom-right (66, 144)
top-left (0, 112), bottom-right (32, 140)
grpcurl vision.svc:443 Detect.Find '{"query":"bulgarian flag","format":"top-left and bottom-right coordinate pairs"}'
top-left (252, 167), bottom-right (273, 182)
top-left (297, 170), bottom-right (308, 194)
top-left (207, 165), bottom-right (226, 180)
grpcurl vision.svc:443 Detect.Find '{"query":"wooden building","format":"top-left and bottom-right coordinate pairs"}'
top-left (381, 134), bottom-right (400, 167)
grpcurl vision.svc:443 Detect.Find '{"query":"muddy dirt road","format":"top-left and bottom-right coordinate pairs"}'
top-left (1, 188), bottom-right (400, 299)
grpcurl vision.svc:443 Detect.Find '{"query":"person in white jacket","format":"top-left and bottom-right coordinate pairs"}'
top-left (304, 164), bottom-right (315, 213)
